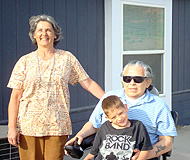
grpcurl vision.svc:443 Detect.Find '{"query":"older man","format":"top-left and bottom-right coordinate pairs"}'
top-left (66, 60), bottom-right (177, 160)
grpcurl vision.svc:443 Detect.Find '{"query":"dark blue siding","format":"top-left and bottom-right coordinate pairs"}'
top-left (77, 0), bottom-right (90, 108)
top-left (1, 0), bottom-right (17, 123)
top-left (0, 0), bottom-right (3, 121)
top-left (172, 0), bottom-right (190, 125)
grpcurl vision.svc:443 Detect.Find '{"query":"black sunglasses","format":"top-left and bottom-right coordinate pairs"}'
top-left (123, 76), bottom-right (147, 83)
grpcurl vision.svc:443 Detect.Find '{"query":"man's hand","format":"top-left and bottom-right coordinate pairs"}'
top-left (64, 135), bottom-right (83, 155)
top-left (64, 121), bottom-right (98, 156)
top-left (131, 148), bottom-right (140, 160)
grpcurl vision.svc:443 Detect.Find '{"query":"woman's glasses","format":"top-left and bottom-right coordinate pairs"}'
top-left (123, 76), bottom-right (147, 83)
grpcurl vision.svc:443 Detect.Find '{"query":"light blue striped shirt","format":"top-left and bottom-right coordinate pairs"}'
top-left (89, 88), bottom-right (177, 145)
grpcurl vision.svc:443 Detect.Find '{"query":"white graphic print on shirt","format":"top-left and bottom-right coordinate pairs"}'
top-left (100, 134), bottom-right (135, 160)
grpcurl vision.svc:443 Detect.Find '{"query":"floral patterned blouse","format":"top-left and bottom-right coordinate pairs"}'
top-left (7, 49), bottom-right (89, 136)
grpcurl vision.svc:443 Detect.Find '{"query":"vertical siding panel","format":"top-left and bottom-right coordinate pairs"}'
top-left (172, 0), bottom-right (179, 92)
top-left (17, 0), bottom-right (31, 58)
top-left (29, 0), bottom-right (43, 51)
top-left (2, 0), bottom-right (17, 122)
top-left (66, 0), bottom-right (78, 108)
top-left (172, 0), bottom-right (190, 125)
top-left (96, 0), bottom-right (105, 89)
top-left (173, 93), bottom-right (190, 125)
top-left (184, 1), bottom-right (190, 89)
top-left (54, 0), bottom-right (67, 49)
top-left (30, 0), bottom-right (43, 16)
top-left (66, 0), bottom-right (77, 54)
top-left (77, 0), bottom-right (89, 107)
top-left (0, 0), bottom-right (3, 121)
top-left (178, 0), bottom-right (185, 90)
top-left (87, 0), bottom-right (99, 105)
top-left (42, 0), bottom-right (55, 16)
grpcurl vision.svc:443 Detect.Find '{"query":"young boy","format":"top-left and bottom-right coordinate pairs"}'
top-left (84, 95), bottom-right (153, 160)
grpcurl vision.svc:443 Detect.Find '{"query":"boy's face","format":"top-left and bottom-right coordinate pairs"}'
top-left (106, 105), bottom-right (130, 129)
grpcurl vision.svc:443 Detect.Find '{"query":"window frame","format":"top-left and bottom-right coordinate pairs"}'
top-left (121, 2), bottom-right (166, 95)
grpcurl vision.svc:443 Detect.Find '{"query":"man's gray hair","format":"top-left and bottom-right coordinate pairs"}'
top-left (29, 14), bottom-right (62, 46)
top-left (122, 60), bottom-right (153, 78)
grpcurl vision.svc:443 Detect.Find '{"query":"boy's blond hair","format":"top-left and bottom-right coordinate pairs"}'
top-left (102, 95), bottom-right (125, 117)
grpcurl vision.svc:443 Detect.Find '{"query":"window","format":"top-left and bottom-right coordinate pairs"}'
top-left (122, 3), bottom-right (165, 94)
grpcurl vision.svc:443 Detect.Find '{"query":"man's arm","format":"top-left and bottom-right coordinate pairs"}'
top-left (147, 136), bottom-right (173, 159)
top-left (131, 136), bottom-right (173, 160)
top-left (75, 121), bottom-right (98, 145)
top-left (137, 150), bottom-right (149, 160)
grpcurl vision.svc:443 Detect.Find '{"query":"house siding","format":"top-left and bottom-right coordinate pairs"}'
top-left (1, 0), bottom-right (190, 137)
top-left (172, 0), bottom-right (190, 125)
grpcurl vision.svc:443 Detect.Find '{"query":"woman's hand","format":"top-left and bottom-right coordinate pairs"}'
top-left (7, 127), bottom-right (20, 147)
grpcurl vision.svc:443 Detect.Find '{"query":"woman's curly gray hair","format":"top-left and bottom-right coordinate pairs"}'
top-left (29, 14), bottom-right (62, 46)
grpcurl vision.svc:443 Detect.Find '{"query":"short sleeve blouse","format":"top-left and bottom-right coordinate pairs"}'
top-left (7, 49), bottom-right (89, 136)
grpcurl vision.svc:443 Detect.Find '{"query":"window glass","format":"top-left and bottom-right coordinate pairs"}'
top-left (123, 5), bottom-right (164, 51)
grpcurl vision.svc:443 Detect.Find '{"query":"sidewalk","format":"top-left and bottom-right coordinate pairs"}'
top-left (64, 125), bottom-right (190, 160)
top-left (0, 125), bottom-right (7, 139)
top-left (170, 125), bottom-right (190, 159)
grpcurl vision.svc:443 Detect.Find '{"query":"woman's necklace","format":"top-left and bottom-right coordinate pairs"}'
top-left (37, 51), bottom-right (55, 86)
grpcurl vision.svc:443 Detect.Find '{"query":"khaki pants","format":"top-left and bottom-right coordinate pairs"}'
top-left (19, 134), bottom-right (68, 160)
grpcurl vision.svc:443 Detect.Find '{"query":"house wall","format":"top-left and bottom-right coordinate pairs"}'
top-left (172, 0), bottom-right (190, 125)
top-left (1, 0), bottom-right (190, 138)
top-left (0, 0), bottom-right (105, 136)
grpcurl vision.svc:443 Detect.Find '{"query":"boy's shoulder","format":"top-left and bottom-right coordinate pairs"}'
top-left (101, 120), bottom-right (111, 127)
top-left (129, 119), bottom-right (145, 128)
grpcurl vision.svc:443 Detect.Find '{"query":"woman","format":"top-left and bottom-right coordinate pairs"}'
top-left (7, 14), bottom-right (105, 160)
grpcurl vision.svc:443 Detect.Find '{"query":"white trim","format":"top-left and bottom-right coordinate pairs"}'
top-left (105, 0), bottom-right (122, 92)
top-left (105, 0), bottom-right (112, 92)
top-left (123, 51), bottom-right (165, 55)
top-left (121, 1), bottom-right (165, 8)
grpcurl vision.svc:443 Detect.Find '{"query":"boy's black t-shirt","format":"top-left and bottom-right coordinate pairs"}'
top-left (90, 119), bottom-right (153, 160)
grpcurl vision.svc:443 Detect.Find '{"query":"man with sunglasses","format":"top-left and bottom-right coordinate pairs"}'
top-left (65, 60), bottom-right (177, 160)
